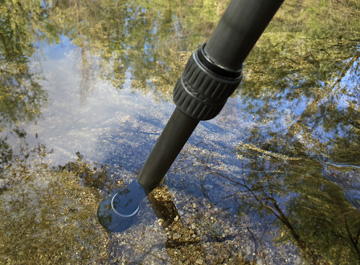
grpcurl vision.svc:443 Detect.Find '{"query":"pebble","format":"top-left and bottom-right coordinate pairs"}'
top-left (173, 233), bottom-right (181, 240)
top-left (0, 179), bottom-right (8, 189)
top-left (195, 258), bottom-right (204, 264)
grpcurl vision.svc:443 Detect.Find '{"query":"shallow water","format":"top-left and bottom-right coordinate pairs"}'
top-left (1, 0), bottom-right (360, 264)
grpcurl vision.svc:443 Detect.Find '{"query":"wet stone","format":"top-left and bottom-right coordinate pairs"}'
top-left (173, 233), bottom-right (181, 240)
top-left (195, 258), bottom-right (204, 264)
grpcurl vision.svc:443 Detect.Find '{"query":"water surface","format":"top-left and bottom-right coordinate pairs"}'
top-left (1, 0), bottom-right (360, 264)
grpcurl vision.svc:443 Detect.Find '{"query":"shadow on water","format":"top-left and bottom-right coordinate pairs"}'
top-left (1, 0), bottom-right (360, 264)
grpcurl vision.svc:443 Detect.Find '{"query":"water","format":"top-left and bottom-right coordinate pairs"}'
top-left (1, 0), bottom-right (360, 264)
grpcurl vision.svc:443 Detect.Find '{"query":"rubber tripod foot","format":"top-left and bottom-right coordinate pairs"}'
top-left (97, 180), bottom-right (146, 232)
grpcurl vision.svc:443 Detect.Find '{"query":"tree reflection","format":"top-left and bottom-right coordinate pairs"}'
top-left (181, 139), bottom-right (360, 263)
top-left (166, 1), bottom-right (360, 262)
top-left (0, 0), bottom-right (54, 172)
top-left (220, 1), bottom-right (360, 263)
top-left (239, 0), bottom-right (360, 163)
top-left (0, 3), bottom-right (47, 126)
top-left (236, 151), bottom-right (360, 264)
top-left (44, 0), bottom-right (230, 99)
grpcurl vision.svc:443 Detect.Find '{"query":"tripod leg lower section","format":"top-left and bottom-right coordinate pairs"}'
top-left (137, 108), bottom-right (199, 190)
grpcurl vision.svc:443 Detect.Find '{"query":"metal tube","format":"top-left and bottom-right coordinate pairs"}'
top-left (137, 108), bottom-right (199, 189)
top-left (205, 0), bottom-right (284, 71)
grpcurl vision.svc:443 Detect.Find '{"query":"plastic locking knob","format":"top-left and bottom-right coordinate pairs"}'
top-left (173, 44), bottom-right (243, 121)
